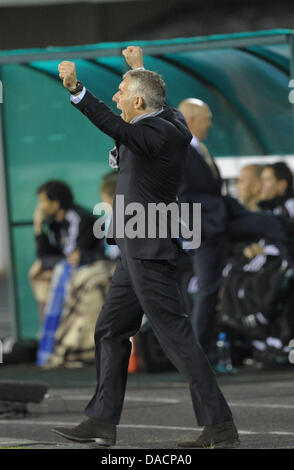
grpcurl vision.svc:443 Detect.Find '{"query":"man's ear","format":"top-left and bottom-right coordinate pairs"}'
top-left (134, 95), bottom-right (146, 110)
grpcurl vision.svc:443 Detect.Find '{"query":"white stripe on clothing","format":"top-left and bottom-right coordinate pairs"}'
top-left (63, 209), bottom-right (81, 255)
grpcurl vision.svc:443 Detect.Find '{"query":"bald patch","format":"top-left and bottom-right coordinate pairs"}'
top-left (178, 98), bottom-right (211, 120)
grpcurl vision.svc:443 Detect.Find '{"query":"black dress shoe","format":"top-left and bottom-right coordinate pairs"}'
top-left (178, 419), bottom-right (240, 448)
top-left (52, 417), bottom-right (116, 446)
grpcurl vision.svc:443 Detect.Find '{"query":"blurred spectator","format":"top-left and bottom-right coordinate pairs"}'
top-left (236, 164), bottom-right (263, 211)
top-left (219, 162), bottom-right (294, 367)
top-left (29, 180), bottom-right (105, 366)
top-left (177, 99), bottom-right (287, 366)
top-left (29, 180), bottom-right (104, 321)
top-left (258, 162), bottom-right (294, 219)
top-left (42, 172), bottom-right (119, 369)
top-left (244, 162), bottom-right (294, 259)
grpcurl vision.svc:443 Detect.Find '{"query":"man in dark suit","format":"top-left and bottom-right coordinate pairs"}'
top-left (177, 99), bottom-right (287, 365)
top-left (52, 47), bottom-right (239, 448)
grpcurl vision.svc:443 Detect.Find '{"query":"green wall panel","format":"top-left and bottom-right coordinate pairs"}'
top-left (168, 48), bottom-right (293, 155)
top-left (2, 62), bottom-right (119, 223)
top-left (142, 55), bottom-right (262, 156)
top-left (12, 226), bottom-right (40, 339)
top-left (2, 61), bottom-right (121, 339)
top-left (0, 32), bottom-right (293, 339)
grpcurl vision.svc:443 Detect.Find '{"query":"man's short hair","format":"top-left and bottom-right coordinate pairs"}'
top-left (37, 180), bottom-right (74, 210)
top-left (123, 69), bottom-right (166, 110)
top-left (266, 162), bottom-right (294, 195)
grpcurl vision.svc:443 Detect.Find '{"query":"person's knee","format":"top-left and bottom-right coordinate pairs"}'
top-left (28, 260), bottom-right (43, 281)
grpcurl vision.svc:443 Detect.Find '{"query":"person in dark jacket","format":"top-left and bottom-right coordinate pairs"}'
top-left (29, 180), bottom-right (104, 320)
top-left (259, 162), bottom-right (294, 220)
top-left (40, 173), bottom-right (119, 370)
top-left (243, 162), bottom-right (294, 259)
top-left (177, 100), bottom-right (287, 366)
top-left (52, 46), bottom-right (239, 449)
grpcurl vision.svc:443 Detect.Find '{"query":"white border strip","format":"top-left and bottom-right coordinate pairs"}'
top-left (61, 395), bottom-right (180, 404)
top-left (216, 155), bottom-right (294, 179)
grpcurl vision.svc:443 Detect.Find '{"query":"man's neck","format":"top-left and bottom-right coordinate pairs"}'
top-left (130, 107), bottom-right (163, 124)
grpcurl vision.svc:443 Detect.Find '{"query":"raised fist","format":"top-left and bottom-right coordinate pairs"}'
top-left (122, 46), bottom-right (144, 70)
top-left (58, 61), bottom-right (78, 91)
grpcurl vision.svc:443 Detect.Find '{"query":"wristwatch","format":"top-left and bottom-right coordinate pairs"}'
top-left (69, 81), bottom-right (84, 95)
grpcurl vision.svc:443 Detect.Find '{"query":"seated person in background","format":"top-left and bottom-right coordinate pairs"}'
top-left (28, 180), bottom-right (105, 366)
top-left (258, 162), bottom-right (294, 219)
top-left (29, 180), bottom-right (104, 321)
top-left (42, 172), bottom-right (120, 369)
top-left (219, 162), bottom-right (294, 366)
top-left (244, 162), bottom-right (294, 259)
top-left (236, 164), bottom-right (263, 212)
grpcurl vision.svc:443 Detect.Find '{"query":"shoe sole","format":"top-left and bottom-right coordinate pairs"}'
top-left (212, 439), bottom-right (240, 449)
top-left (179, 439), bottom-right (240, 449)
top-left (52, 428), bottom-right (115, 447)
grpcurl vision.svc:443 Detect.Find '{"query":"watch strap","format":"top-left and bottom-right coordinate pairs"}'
top-left (69, 81), bottom-right (84, 95)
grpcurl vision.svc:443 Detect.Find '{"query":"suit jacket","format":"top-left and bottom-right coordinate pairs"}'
top-left (178, 143), bottom-right (232, 240)
top-left (72, 91), bottom-right (192, 259)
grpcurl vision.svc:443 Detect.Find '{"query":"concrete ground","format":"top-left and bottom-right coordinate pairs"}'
top-left (0, 365), bottom-right (294, 450)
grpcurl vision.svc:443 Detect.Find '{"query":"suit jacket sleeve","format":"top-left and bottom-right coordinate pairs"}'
top-left (72, 90), bottom-right (166, 158)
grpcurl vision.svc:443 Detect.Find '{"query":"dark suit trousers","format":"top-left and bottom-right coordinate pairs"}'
top-left (84, 251), bottom-right (232, 426)
top-left (192, 235), bottom-right (229, 363)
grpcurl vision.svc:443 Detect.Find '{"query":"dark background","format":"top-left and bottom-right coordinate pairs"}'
top-left (0, 0), bottom-right (294, 51)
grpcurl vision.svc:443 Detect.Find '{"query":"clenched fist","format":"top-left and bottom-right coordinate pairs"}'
top-left (122, 46), bottom-right (144, 70)
top-left (58, 61), bottom-right (78, 91)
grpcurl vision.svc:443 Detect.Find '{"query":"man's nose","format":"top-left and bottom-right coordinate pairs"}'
top-left (112, 92), bottom-right (119, 103)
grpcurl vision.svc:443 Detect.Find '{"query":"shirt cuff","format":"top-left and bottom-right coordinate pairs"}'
top-left (70, 86), bottom-right (86, 104)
